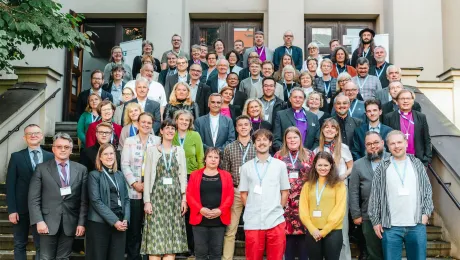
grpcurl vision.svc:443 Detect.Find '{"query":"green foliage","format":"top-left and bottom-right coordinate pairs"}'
top-left (0, 0), bottom-right (93, 72)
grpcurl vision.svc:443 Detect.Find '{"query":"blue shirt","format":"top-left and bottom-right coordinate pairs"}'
top-left (28, 147), bottom-right (43, 169)
top-left (56, 160), bottom-right (70, 186)
top-left (369, 123), bottom-right (381, 133)
top-left (111, 82), bottom-right (123, 106)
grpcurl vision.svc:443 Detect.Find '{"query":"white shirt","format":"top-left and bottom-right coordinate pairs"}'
top-left (210, 114), bottom-right (220, 145)
top-left (217, 77), bottom-right (227, 93)
top-left (147, 81), bottom-right (168, 107)
top-left (138, 99), bottom-right (146, 110)
top-left (314, 144), bottom-right (353, 185)
top-left (386, 157), bottom-right (417, 226)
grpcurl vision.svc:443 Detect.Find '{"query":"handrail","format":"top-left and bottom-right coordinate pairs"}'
top-left (428, 164), bottom-right (460, 210)
top-left (0, 88), bottom-right (61, 145)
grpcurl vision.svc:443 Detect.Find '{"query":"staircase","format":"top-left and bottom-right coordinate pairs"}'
top-left (0, 122), bottom-right (454, 259)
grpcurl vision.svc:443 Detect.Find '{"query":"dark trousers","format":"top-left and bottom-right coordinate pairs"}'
top-left (192, 225), bottom-right (226, 260)
top-left (185, 175), bottom-right (194, 254)
top-left (13, 213), bottom-right (40, 260)
top-left (305, 229), bottom-right (343, 260)
top-left (362, 220), bottom-right (383, 260)
top-left (126, 199), bottom-right (144, 260)
top-left (40, 219), bottom-right (74, 260)
top-left (285, 234), bottom-right (308, 260)
top-left (86, 220), bottom-right (126, 260)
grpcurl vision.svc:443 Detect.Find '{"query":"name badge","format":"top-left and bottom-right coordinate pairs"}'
top-left (238, 166), bottom-right (241, 175)
top-left (60, 186), bottom-right (71, 196)
top-left (118, 199), bottom-right (122, 206)
top-left (313, 210), bottom-right (322, 218)
top-left (398, 187), bottom-right (409, 196)
top-left (264, 114), bottom-right (269, 121)
top-left (289, 170), bottom-right (299, 179)
top-left (327, 98), bottom-right (331, 104)
top-left (163, 177), bottom-right (173, 185)
top-left (254, 184), bottom-right (263, 194)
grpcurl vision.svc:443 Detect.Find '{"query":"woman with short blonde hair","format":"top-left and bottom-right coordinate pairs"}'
top-left (118, 102), bottom-right (144, 150)
top-left (242, 98), bottom-right (272, 132)
top-left (163, 82), bottom-right (200, 120)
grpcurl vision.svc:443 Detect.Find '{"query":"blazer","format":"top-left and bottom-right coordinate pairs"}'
top-left (228, 105), bottom-right (242, 125)
top-left (188, 60), bottom-right (209, 72)
top-left (76, 89), bottom-right (113, 119)
top-left (172, 131), bottom-right (205, 174)
top-left (349, 152), bottom-right (390, 221)
top-left (374, 87), bottom-right (392, 105)
top-left (381, 100), bottom-right (422, 119)
top-left (259, 96), bottom-right (289, 125)
top-left (228, 65), bottom-right (243, 75)
top-left (243, 46), bottom-right (274, 68)
top-left (351, 123), bottom-right (393, 160)
top-left (351, 48), bottom-right (377, 68)
top-left (77, 112), bottom-right (99, 147)
top-left (186, 168), bottom-right (234, 225)
top-left (7, 148), bottom-right (53, 214)
top-left (331, 64), bottom-right (358, 78)
top-left (273, 108), bottom-right (320, 151)
top-left (369, 62), bottom-right (393, 88)
top-left (206, 75), bottom-right (227, 94)
top-left (132, 55), bottom-right (161, 79)
top-left (101, 80), bottom-right (127, 94)
top-left (383, 110), bottom-right (432, 165)
top-left (163, 102), bottom-right (200, 121)
top-left (28, 160), bottom-right (88, 236)
top-left (85, 120), bottom-right (123, 148)
top-left (331, 99), bottom-right (366, 120)
top-left (232, 90), bottom-right (248, 108)
top-left (87, 170), bottom-right (130, 225)
top-left (249, 81), bottom-right (285, 101)
top-left (165, 73), bottom-right (191, 100)
top-left (122, 98), bottom-right (161, 133)
top-left (143, 146), bottom-right (188, 203)
top-left (332, 115), bottom-right (363, 148)
top-left (315, 77), bottom-right (338, 111)
top-left (273, 45), bottom-right (303, 71)
top-left (194, 114), bottom-right (236, 152)
top-left (192, 82), bottom-right (211, 116)
top-left (80, 143), bottom-right (121, 172)
top-left (201, 68), bottom-right (218, 83)
top-left (158, 66), bottom-right (177, 86)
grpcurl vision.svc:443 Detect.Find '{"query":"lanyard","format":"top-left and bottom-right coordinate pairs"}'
top-left (254, 157), bottom-right (271, 185)
top-left (323, 80), bottom-right (331, 96)
top-left (391, 157), bottom-right (408, 186)
top-left (179, 135), bottom-right (186, 148)
top-left (284, 81), bottom-right (294, 98)
top-left (285, 47), bottom-right (293, 56)
top-left (102, 169), bottom-right (120, 198)
top-left (375, 63), bottom-right (387, 78)
top-left (349, 99), bottom-right (359, 117)
top-left (357, 75), bottom-right (368, 91)
top-left (92, 114), bottom-right (99, 123)
top-left (161, 145), bottom-right (173, 171)
top-left (130, 125), bottom-right (138, 137)
top-left (399, 110), bottom-right (415, 124)
top-left (239, 143), bottom-right (251, 164)
top-left (263, 99), bottom-right (275, 112)
top-left (336, 65), bottom-right (346, 75)
top-left (294, 110), bottom-right (308, 123)
top-left (210, 117), bottom-right (219, 143)
top-left (362, 48), bottom-right (369, 57)
top-left (289, 151), bottom-right (299, 166)
top-left (315, 180), bottom-right (328, 207)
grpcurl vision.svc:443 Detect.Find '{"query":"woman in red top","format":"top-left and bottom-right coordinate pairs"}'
top-left (274, 126), bottom-right (315, 260)
top-left (330, 46), bottom-right (357, 78)
top-left (85, 100), bottom-right (123, 148)
top-left (186, 147), bottom-right (234, 260)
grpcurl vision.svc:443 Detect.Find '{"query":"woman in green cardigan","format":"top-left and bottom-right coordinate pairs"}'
top-left (172, 109), bottom-right (204, 255)
top-left (77, 93), bottom-right (101, 147)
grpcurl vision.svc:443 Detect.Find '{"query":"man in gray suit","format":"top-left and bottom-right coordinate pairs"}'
top-left (242, 31), bottom-right (273, 67)
top-left (194, 93), bottom-right (236, 152)
top-left (28, 133), bottom-right (88, 260)
top-left (349, 131), bottom-right (389, 260)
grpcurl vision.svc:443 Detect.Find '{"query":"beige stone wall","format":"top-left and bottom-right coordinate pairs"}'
top-left (441, 0), bottom-right (460, 71)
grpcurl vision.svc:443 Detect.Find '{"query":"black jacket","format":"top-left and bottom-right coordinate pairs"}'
top-left (163, 102), bottom-right (200, 121)
top-left (158, 67), bottom-right (177, 86)
top-left (101, 80), bottom-right (126, 94)
top-left (333, 115), bottom-right (363, 148)
top-left (259, 96), bottom-right (288, 125)
top-left (122, 98), bottom-right (162, 134)
top-left (76, 89), bottom-right (113, 120)
top-left (80, 143), bottom-right (121, 172)
top-left (232, 90), bottom-right (248, 108)
top-left (132, 55), bottom-right (161, 79)
top-left (193, 82), bottom-right (211, 116)
top-left (188, 60), bottom-right (208, 72)
top-left (381, 100), bottom-right (422, 119)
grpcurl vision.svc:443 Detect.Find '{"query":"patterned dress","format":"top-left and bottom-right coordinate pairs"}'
top-left (274, 149), bottom-right (315, 235)
top-left (141, 149), bottom-right (188, 255)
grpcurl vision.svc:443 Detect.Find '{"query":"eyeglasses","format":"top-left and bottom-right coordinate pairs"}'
top-left (190, 69), bottom-right (202, 73)
top-left (398, 97), bottom-right (413, 101)
top-left (344, 89), bottom-right (358, 92)
top-left (167, 57), bottom-right (177, 60)
top-left (53, 145), bottom-right (72, 151)
top-left (97, 131), bottom-right (113, 136)
top-left (122, 92), bottom-right (133, 96)
top-left (101, 108), bottom-right (113, 112)
top-left (249, 56), bottom-right (259, 58)
top-left (92, 78), bottom-right (103, 80)
top-left (176, 62), bottom-right (187, 65)
top-left (284, 35), bottom-right (294, 37)
top-left (365, 141), bottom-right (381, 147)
top-left (25, 132), bottom-right (42, 137)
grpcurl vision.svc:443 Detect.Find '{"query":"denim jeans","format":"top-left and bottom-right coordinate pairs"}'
top-left (382, 224), bottom-right (427, 260)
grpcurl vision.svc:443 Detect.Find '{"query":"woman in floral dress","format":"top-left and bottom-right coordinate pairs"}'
top-left (273, 126), bottom-right (315, 260)
top-left (142, 119), bottom-right (189, 259)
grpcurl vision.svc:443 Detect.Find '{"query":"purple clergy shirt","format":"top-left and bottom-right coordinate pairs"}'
top-left (293, 109), bottom-right (308, 144)
top-left (400, 111), bottom-right (415, 155)
top-left (256, 46), bottom-right (267, 62)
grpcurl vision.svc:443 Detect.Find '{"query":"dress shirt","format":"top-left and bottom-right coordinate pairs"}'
top-left (189, 81), bottom-right (199, 102)
top-left (178, 73), bottom-right (188, 83)
top-left (111, 82), bottom-right (123, 106)
top-left (222, 140), bottom-right (256, 187)
top-left (28, 147), bottom-right (43, 169)
top-left (369, 123), bottom-right (381, 133)
top-left (55, 159), bottom-right (70, 186)
top-left (352, 74), bottom-right (382, 101)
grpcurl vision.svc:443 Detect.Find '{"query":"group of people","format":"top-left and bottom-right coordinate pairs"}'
top-left (7, 27), bottom-right (434, 260)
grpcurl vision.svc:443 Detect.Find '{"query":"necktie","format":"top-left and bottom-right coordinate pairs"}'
top-left (31, 150), bottom-right (39, 169)
top-left (370, 127), bottom-right (379, 133)
top-left (59, 163), bottom-right (68, 187)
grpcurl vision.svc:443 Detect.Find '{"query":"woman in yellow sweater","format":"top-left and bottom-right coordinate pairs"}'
top-left (299, 151), bottom-right (347, 260)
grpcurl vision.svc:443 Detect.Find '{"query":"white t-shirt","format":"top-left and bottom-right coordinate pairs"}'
top-left (314, 143), bottom-right (353, 185)
top-left (210, 114), bottom-right (219, 145)
top-left (386, 157), bottom-right (417, 227)
top-left (124, 80), bottom-right (168, 107)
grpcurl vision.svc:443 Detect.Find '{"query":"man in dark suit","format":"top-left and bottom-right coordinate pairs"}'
top-left (122, 78), bottom-right (161, 133)
top-left (273, 87), bottom-right (320, 152)
top-left (164, 56), bottom-right (190, 100)
top-left (259, 77), bottom-right (288, 125)
top-left (368, 46), bottom-right (392, 89)
top-left (28, 132), bottom-right (88, 260)
top-left (207, 59), bottom-right (229, 93)
top-left (189, 63), bottom-right (211, 116)
top-left (273, 30), bottom-right (303, 71)
top-left (158, 52), bottom-right (178, 86)
top-left (76, 69), bottom-right (113, 119)
top-left (352, 99), bottom-right (393, 160)
top-left (194, 93), bottom-right (236, 152)
top-left (227, 72), bottom-right (247, 108)
top-left (6, 124), bottom-right (54, 260)
top-left (383, 89), bottom-right (432, 166)
top-left (374, 65), bottom-right (404, 105)
top-left (381, 81), bottom-right (422, 117)
top-left (332, 93), bottom-right (363, 148)
top-left (101, 65), bottom-right (127, 106)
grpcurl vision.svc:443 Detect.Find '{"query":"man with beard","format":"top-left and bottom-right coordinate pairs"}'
top-left (349, 131), bottom-right (389, 260)
top-left (332, 93), bottom-right (363, 147)
top-left (160, 34), bottom-right (189, 70)
top-left (259, 77), bottom-right (288, 125)
top-left (76, 69), bottom-right (113, 119)
top-left (249, 60), bottom-right (285, 99)
top-left (234, 40), bottom-right (245, 67)
top-left (352, 57), bottom-right (382, 101)
top-left (332, 82), bottom-right (365, 120)
top-left (351, 28), bottom-right (377, 67)
top-left (243, 31), bottom-right (273, 67)
top-left (352, 99), bottom-right (393, 160)
top-left (369, 46), bottom-right (392, 88)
